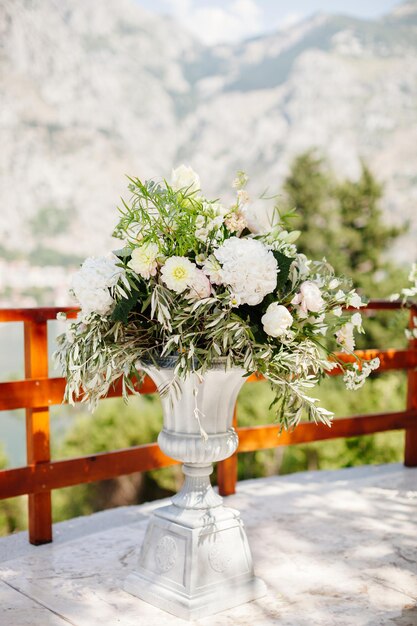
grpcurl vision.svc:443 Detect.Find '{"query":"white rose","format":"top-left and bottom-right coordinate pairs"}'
top-left (127, 242), bottom-right (159, 279)
top-left (291, 281), bottom-right (325, 314)
top-left (261, 303), bottom-right (293, 338)
top-left (186, 269), bottom-right (212, 301)
top-left (171, 165), bottom-right (200, 195)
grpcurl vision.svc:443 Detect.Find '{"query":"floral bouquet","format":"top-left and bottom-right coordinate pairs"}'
top-left (55, 165), bottom-right (379, 429)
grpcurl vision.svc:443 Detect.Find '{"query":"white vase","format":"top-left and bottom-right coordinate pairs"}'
top-left (124, 358), bottom-right (267, 620)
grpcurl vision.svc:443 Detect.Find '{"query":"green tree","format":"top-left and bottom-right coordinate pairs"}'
top-left (284, 151), bottom-right (408, 348)
top-left (283, 150), bottom-right (337, 259)
top-left (0, 445), bottom-right (26, 536)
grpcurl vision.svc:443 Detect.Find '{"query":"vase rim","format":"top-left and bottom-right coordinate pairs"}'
top-left (138, 355), bottom-right (246, 373)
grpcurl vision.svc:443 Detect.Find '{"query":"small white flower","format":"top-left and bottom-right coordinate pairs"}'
top-left (195, 253), bottom-right (206, 265)
top-left (335, 322), bottom-right (355, 352)
top-left (195, 227), bottom-right (209, 242)
top-left (351, 312), bottom-right (363, 328)
top-left (232, 171), bottom-right (248, 189)
top-left (335, 290), bottom-right (346, 302)
top-left (161, 256), bottom-right (196, 293)
top-left (262, 303), bottom-right (293, 338)
top-left (128, 242), bottom-right (159, 279)
top-left (186, 269), bottom-right (212, 301)
top-left (333, 306), bottom-right (343, 317)
top-left (203, 255), bottom-right (223, 285)
top-left (230, 293), bottom-right (242, 307)
top-left (195, 215), bottom-right (205, 229)
top-left (211, 202), bottom-right (228, 217)
top-left (329, 278), bottom-right (340, 290)
top-left (347, 291), bottom-right (364, 308)
top-left (291, 281), bottom-right (325, 313)
top-left (56, 312), bottom-right (67, 321)
top-left (171, 165), bottom-right (200, 195)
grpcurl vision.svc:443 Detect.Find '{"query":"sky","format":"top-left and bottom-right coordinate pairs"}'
top-left (137, 0), bottom-right (403, 44)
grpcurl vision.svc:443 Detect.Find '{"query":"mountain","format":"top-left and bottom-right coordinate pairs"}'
top-left (0, 0), bottom-right (416, 304)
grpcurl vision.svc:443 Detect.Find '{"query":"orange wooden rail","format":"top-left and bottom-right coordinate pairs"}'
top-left (0, 301), bottom-right (416, 545)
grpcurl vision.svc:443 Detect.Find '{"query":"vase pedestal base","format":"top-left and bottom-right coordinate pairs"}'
top-left (124, 502), bottom-right (267, 620)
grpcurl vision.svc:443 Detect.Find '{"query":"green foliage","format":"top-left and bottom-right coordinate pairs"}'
top-left (0, 445), bottom-right (26, 536)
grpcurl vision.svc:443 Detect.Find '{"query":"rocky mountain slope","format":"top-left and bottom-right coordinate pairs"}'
top-left (0, 0), bottom-right (416, 301)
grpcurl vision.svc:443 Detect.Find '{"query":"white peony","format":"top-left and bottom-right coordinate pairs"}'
top-left (335, 322), bottom-right (355, 352)
top-left (291, 281), bottom-right (325, 314)
top-left (71, 255), bottom-right (124, 316)
top-left (171, 165), bottom-right (200, 195)
top-left (214, 237), bottom-right (278, 306)
top-left (128, 242), bottom-right (159, 279)
top-left (262, 303), bottom-right (293, 338)
top-left (161, 256), bottom-right (196, 293)
top-left (186, 269), bottom-right (212, 301)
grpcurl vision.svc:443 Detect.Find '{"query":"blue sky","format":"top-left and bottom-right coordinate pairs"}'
top-left (137, 0), bottom-right (403, 44)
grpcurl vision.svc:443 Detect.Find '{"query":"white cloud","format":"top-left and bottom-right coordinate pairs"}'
top-left (277, 12), bottom-right (304, 30)
top-left (165, 0), bottom-right (263, 45)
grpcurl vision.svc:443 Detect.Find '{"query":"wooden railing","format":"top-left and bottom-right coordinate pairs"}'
top-left (0, 301), bottom-right (416, 545)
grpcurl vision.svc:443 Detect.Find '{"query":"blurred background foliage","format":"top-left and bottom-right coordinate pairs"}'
top-left (0, 152), bottom-right (411, 535)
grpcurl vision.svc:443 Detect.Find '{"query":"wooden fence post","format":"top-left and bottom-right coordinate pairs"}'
top-left (405, 305), bottom-right (417, 467)
top-left (217, 406), bottom-right (238, 496)
top-left (24, 319), bottom-right (53, 544)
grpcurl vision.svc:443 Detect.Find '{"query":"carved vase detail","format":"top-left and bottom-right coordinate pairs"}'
top-left (208, 540), bottom-right (232, 573)
top-left (155, 536), bottom-right (177, 573)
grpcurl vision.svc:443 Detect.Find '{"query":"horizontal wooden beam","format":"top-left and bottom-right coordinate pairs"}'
top-left (0, 307), bottom-right (79, 323)
top-left (237, 409), bottom-right (417, 452)
top-left (1, 348), bottom-right (415, 411)
top-left (0, 376), bottom-right (158, 411)
top-left (0, 442), bottom-right (178, 499)
top-left (1, 410), bottom-right (416, 500)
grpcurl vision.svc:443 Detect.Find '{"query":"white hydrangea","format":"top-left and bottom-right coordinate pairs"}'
top-left (71, 255), bottom-right (124, 316)
top-left (261, 303), bottom-right (293, 338)
top-left (161, 256), bottom-right (196, 293)
top-left (214, 237), bottom-right (278, 306)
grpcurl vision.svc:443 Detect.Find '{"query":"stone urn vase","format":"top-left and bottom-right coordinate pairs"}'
top-left (124, 357), bottom-right (266, 620)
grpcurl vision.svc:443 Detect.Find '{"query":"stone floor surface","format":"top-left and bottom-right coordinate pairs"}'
top-left (0, 463), bottom-right (416, 626)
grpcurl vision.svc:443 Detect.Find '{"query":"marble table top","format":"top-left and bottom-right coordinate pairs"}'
top-left (0, 463), bottom-right (416, 626)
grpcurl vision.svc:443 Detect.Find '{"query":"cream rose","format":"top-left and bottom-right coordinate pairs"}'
top-left (261, 303), bottom-right (293, 338)
top-left (127, 243), bottom-right (159, 279)
top-left (171, 165), bottom-right (200, 195)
